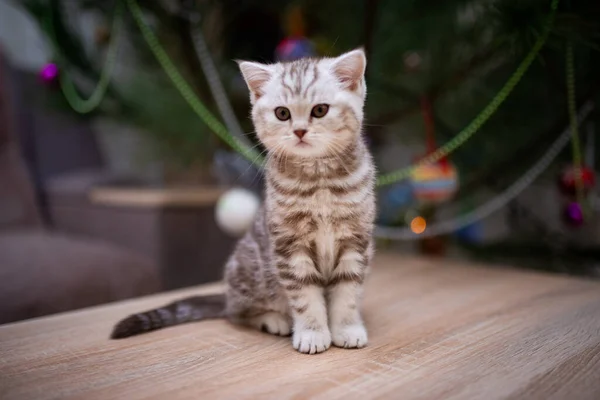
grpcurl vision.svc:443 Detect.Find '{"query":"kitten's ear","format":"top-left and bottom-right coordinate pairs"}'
top-left (331, 48), bottom-right (366, 92)
top-left (237, 61), bottom-right (273, 103)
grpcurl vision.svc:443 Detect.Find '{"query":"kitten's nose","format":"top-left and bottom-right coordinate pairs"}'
top-left (294, 129), bottom-right (307, 139)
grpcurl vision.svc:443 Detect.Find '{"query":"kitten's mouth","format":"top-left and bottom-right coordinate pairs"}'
top-left (295, 141), bottom-right (311, 148)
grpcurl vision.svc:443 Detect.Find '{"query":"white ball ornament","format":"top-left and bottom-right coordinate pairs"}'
top-left (215, 188), bottom-right (260, 236)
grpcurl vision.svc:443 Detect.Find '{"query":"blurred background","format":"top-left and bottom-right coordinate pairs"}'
top-left (0, 0), bottom-right (599, 324)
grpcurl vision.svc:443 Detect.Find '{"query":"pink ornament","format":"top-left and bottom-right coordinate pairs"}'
top-left (40, 63), bottom-right (59, 84)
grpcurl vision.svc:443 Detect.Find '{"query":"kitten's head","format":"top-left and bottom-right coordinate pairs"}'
top-left (238, 49), bottom-right (366, 159)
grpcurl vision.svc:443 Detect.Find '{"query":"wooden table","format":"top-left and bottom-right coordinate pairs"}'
top-left (2, 253), bottom-right (600, 400)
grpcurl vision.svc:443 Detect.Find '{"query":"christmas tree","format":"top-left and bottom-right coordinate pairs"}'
top-left (13, 0), bottom-right (600, 269)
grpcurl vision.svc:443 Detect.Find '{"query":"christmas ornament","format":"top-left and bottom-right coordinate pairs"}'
top-left (454, 200), bottom-right (483, 243)
top-left (378, 182), bottom-right (414, 224)
top-left (388, 181), bottom-right (413, 207)
top-left (455, 222), bottom-right (482, 243)
top-left (215, 188), bottom-right (260, 237)
top-left (275, 4), bottom-right (315, 61)
top-left (558, 165), bottom-right (595, 197)
top-left (275, 37), bottom-right (315, 61)
top-left (562, 201), bottom-right (584, 227)
top-left (39, 63), bottom-right (59, 85)
top-left (559, 39), bottom-right (592, 228)
top-left (410, 162), bottom-right (459, 204)
top-left (410, 96), bottom-right (460, 204)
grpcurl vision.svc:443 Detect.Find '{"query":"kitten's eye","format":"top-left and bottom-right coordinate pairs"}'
top-left (274, 107), bottom-right (291, 121)
top-left (311, 104), bottom-right (329, 118)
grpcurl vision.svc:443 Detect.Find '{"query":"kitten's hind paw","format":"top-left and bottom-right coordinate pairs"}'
top-left (331, 323), bottom-right (368, 349)
top-left (250, 312), bottom-right (291, 336)
top-left (293, 329), bottom-right (331, 354)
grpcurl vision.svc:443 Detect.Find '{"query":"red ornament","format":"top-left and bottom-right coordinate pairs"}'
top-left (558, 165), bottom-right (595, 197)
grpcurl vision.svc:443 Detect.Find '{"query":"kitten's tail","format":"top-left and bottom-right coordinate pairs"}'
top-left (110, 294), bottom-right (226, 339)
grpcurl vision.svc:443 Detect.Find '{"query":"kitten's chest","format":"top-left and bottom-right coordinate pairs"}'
top-left (312, 188), bottom-right (336, 218)
top-left (310, 190), bottom-right (355, 273)
top-left (314, 218), bottom-right (336, 274)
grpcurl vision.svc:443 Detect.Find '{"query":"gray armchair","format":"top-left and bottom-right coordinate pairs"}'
top-left (0, 47), bottom-right (160, 325)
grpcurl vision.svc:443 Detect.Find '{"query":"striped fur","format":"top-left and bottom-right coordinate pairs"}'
top-left (111, 295), bottom-right (225, 339)
top-left (111, 49), bottom-right (375, 354)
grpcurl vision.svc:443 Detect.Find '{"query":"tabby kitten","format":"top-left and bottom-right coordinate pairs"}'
top-left (111, 48), bottom-right (376, 354)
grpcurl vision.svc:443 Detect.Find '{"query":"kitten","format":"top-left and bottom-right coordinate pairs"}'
top-left (111, 48), bottom-right (376, 354)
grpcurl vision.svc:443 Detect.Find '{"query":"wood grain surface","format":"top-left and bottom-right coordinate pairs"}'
top-left (1, 253), bottom-right (600, 400)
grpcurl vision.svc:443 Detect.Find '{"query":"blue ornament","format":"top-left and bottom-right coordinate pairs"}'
top-left (454, 222), bottom-right (482, 243)
top-left (377, 182), bottom-right (414, 224)
top-left (388, 182), bottom-right (413, 207)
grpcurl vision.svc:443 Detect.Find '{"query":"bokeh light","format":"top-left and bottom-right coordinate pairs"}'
top-left (410, 216), bottom-right (427, 234)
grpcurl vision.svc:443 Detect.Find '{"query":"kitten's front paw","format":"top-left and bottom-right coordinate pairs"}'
top-left (293, 329), bottom-right (331, 354)
top-left (331, 324), bottom-right (368, 349)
